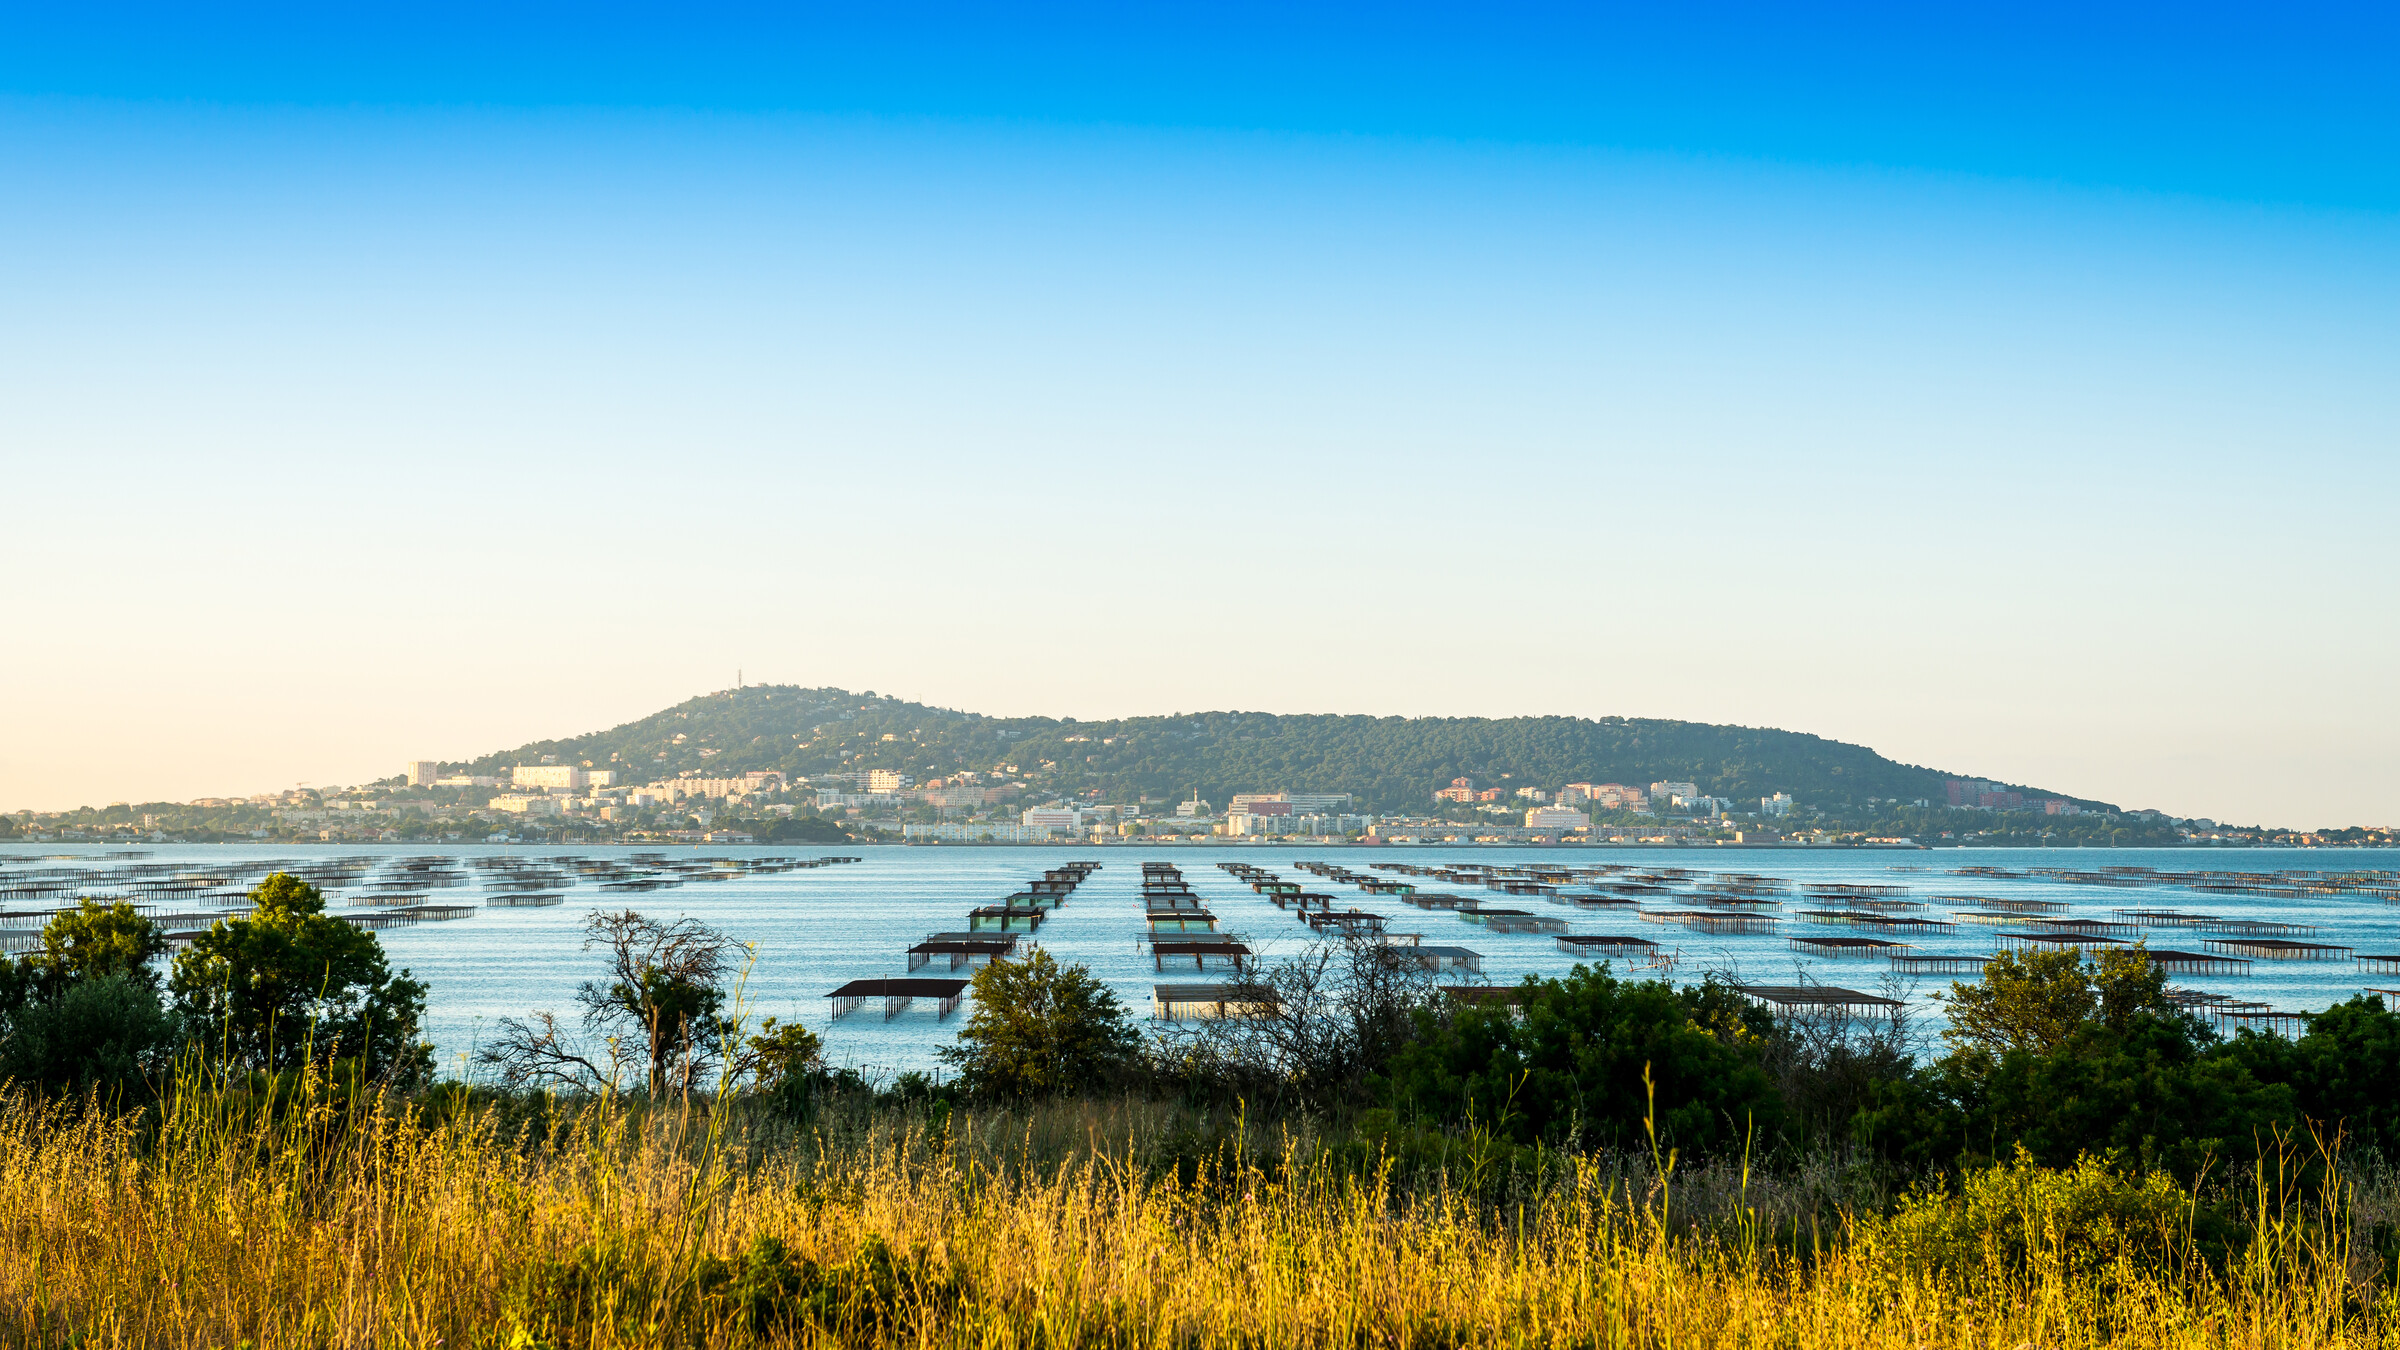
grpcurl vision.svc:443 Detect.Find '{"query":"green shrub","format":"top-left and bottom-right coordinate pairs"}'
top-left (1871, 1150), bottom-right (2213, 1286)
top-left (0, 972), bottom-right (176, 1100)
top-left (698, 1233), bottom-right (958, 1338)
top-left (937, 946), bottom-right (1142, 1099)
top-left (1376, 967), bottom-right (1781, 1155)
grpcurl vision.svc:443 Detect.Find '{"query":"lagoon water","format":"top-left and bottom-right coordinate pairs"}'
top-left (6, 842), bottom-right (2396, 1083)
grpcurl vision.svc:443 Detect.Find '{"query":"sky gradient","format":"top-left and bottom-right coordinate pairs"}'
top-left (2, 4), bottom-right (2394, 826)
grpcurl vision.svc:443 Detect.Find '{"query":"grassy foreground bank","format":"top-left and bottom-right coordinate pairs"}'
top-left (5, 1082), bottom-right (2397, 1350)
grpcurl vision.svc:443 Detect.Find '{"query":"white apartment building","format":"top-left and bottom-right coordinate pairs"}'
top-left (1761, 792), bottom-right (1795, 817)
top-left (903, 822), bottom-right (1039, 843)
top-left (1648, 781), bottom-right (1699, 805)
top-left (513, 765), bottom-right (588, 790)
top-left (651, 776), bottom-right (781, 801)
top-left (1525, 805), bottom-right (1591, 830)
top-left (1566, 782), bottom-right (1650, 811)
top-left (865, 769), bottom-right (906, 793)
top-left (487, 794), bottom-right (562, 816)
top-left (405, 761), bottom-right (439, 787)
top-left (1021, 806), bottom-right (1083, 835)
top-left (1226, 811), bottom-right (1377, 836)
top-left (1228, 792), bottom-right (1355, 813)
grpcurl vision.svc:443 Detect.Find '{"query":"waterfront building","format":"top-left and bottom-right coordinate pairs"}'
top-left (902, 822), bottom-right (1040, 843)
top-left (1230, 792), bottom-right (1355, 812)
top-left (1022, 806), bottom-right (1082, 836)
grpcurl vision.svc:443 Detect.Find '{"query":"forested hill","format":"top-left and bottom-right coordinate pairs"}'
top-left (438, 686), bottom-right (2101, 814)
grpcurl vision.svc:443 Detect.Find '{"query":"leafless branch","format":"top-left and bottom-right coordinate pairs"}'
top-left (475, 1010), bottom-right (620, 1093)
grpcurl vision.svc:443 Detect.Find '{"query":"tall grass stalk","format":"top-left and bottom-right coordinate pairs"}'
top-left (1, 1073), bottom-right (2393, 1349)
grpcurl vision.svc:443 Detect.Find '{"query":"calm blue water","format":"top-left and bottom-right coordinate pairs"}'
top-left (6, 843), bottom-right (2396, 1082)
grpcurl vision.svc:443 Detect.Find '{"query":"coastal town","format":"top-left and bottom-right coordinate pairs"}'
top-left (7, 761), bottom-right (2379, 849)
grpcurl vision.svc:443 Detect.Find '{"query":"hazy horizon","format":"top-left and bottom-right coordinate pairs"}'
top-left (0, 684), bottom-right (2370, 830)
top-left (4, 5), bottom-right (2393, 827)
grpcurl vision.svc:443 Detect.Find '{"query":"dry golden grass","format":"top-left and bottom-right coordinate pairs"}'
top-left (1, 1078), bottom-right (2393, 1349)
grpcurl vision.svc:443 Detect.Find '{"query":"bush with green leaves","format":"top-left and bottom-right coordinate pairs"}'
top-left (1860, 946), bottom-right (2315, 1175)
top-left (1868, 1149), bottom-right (2215, 1288)
top-left (169, 872), bottom-right (432, 1085)
top-left (1376, 967), bottom-right (1782, 1155)
top-left (2212, 994), bottom-right (2400, 1160)
top-left (936, 946), bottom-right (1141, 1098)
top-left (0, 899), bottom-right (178, 1098)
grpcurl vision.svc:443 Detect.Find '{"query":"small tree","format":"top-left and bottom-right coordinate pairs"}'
top-left (30, 900), bottom-right (169, 991)
top-left (731, 1017), bottom-right (824, 1088)
top-left (0, 901), bottom-right (178, 1098)
top-left (1378, 966), bottom-right (1782, 1153)
top-left (481, 910), bottom-right (740, 1096)
top-left (0, 974), bottom-right (176, 1099)
top-left (170, 873), bottom-right (431, 1084)
top-left (725, 1016), bottom-right (826, 1112)
top-left (1177, 933), bottom-right (1439, 1112)
top-left (1941, 945), bottom-right (2177, 1066)
top-left (937, 946), bottom-right (1140, 1098)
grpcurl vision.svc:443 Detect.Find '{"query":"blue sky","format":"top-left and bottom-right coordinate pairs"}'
top-left (8, 2), bottom-right (2396, 208)
top-left (1, 3), bottom-right (2394, 824)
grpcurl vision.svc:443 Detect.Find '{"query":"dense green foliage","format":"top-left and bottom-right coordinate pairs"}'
top-left (442, 684), bottom-right (2088, 814)
top-left (0, 879), bottom-right (433, 1098)
top-left (169, 873), bottom-right (433, 1084)
top-left (2227, 996), bottom-right (2400, 1157)
top-left (1870, 1152), bottom-right (2209, 1287)
top-left (758, 816), bottom-right (852, 843)
top-left (1864, 1015), bottom-right (2294, 1177)
top-left (24, 899), bottom-right (169, 991)
top-left (737, 1017), bottom-right (827, 1110)
top-left (1843, 805), bottom-right (2182, 846)
top-left (1940, 946), bottom-right (2178, 1062)
top-left (937, 947), bottom-right (1143, 1098)
top-left (0, 970), bottom-right (174, 1100)
top-left (1378, 969), bottom-right (1783, 1152)
top-left (1336, 946), bottom-right (2400, 1178)
top-left (0, 900), bottom-right (179, 1098)
top-left (1858, 947), bottom-right (2400, 1176)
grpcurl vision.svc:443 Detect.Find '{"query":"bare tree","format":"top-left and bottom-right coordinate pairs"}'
top-left (1754, 969), bottom-right (1920, 1143)
top-left (1171, 932), bottom-right (1442, 1112)
top-left (476, 1009), bottom-right (625, 1093)
top-left (479, 910), bottom-right (743, 1096)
